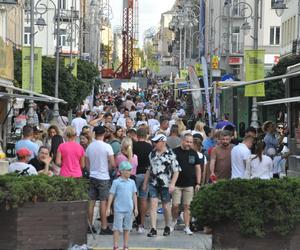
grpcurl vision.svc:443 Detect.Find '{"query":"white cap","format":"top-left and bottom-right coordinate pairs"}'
top-left (151, 134), bottom-right (167, 142)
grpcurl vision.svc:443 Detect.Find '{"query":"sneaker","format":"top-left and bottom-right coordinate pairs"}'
top-left (163, 226), bottom-right (171, 236)
top-left (100, 227), bottom-right (113, 235)
top-left (147, 228), bottom-right (157, 237)
top-left (87, 225), bottom-right (97, 234)
top-left (137, 226), bottom-right (145, 234)
top-left (170, 219), bottom-right (177, 232)
top-left (184, 227), bottom-right (194, 235)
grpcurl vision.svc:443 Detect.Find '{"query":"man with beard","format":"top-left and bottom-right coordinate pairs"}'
top-left (210, 130), bottom-right (233, 180)
top-left (172, 133), bottom-right (201, 235)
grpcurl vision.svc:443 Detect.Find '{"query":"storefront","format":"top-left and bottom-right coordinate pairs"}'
top-left (0, 77), bottom-right (66, 152)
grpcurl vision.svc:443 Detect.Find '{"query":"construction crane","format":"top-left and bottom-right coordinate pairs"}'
top-left (101, 0), bottom-right (138, 79)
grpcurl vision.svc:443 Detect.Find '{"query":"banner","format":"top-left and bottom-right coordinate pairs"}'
top-left (244, 49), bottom-right (265, 97)
top-left (188, 66), bottom-right (203, 116)
top-left (64, 57), bottom-right (78, 77)
top-left (201, 56), bottom-right (212, 128)
top-left (0, 37), bottom-right (14, 80)
top-left (180, 69), bottom-right (188, 79)
top-left (22, 47), bottom-right (42, 93)
top-left (194, 63), bottom-right (203, 77)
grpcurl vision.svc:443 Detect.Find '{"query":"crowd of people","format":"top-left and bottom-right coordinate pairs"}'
top-left (8, 84), bottom-right (290, 250)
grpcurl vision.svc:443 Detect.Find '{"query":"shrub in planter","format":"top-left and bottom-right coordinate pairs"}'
top-left (191, 178), bottom-right (300, 237)
top-left (0, 175), bottom-right (89, 250)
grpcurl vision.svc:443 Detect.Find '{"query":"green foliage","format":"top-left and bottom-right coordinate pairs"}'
top-left (264, 55), bottom-right (300, 100)
top-left (191, 178), bottom-right (300, 237)
top-left (143, 41), bottom-right (160, 73)
top-left (0, 175), bottom-right (88, 209)
top-left (13, 49), bottom-right (100, 110)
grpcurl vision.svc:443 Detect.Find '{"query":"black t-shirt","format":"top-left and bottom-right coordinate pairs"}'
top-left (133, 141), bottom-right (153, 174)
top-left (28, 157), bottom-right (45, 172)
top-left (173, 147), bottom-right (201, 187)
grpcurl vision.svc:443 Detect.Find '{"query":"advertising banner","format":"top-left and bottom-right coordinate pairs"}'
top-left (64, 57), bottom-right (78, 77)
top-left (188, 66), bottom-right (203, 116)
top-left (0, 37), bottom-right (14, 80)
top-left (194, 63), bottom-right (203, 77)
top-left (180, 69), bottom-right (188, 79)
top-left (201, 56), bottom-right (212, 127)
top-left (244, 49), bottom-right (265, 97)
top-left (22, 47), bottom-right (42, 93)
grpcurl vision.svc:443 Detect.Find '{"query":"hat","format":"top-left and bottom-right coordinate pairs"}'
top-left (16, 148), bottom-right (32, 157)
top-left (193, 133), bottom-right (204, 141)
top-left (151, 134), bottom-right (167, 142)
top-left (267, 148), bottom-right (276, 157)
top-left (93, 126), bottom-right (105, 135)
top-left (104, 123), bottom-right (116, 133)
top-left (119, 161), bottom-right (132, 171)
top-left (33, 126), bottom-right (43, 133)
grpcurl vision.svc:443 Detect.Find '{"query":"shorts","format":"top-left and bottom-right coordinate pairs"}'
top-left (113, 212), bottom-right (133, 232)
top-left (89, 178), bottom-right (110, 201)
top-left (172, 186), bottom-right (194, 205)
top-left (135, 174), bottom-right (149, 198)
top-left (148, 184), bottom-right (171, 203)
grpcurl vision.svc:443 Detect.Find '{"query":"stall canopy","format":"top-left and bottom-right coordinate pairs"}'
top-left (257, 96), bottom-right (300, 106)
top-left (0, 78), bottom-right (67, 104)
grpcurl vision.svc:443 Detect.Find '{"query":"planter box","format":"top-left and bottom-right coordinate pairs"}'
top-left (0, 200), bottom-right (88, 250)
top-left (213, 224), bottom-right (300, 250)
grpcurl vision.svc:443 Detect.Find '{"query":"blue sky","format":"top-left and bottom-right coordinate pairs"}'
top-left (110, 0), bottom-right (175, 46)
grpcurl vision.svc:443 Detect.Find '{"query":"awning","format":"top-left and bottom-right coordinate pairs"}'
top-left (0, 78), bottom-right (67, 104)
top-left (257, 96), bottom-right (300, 106)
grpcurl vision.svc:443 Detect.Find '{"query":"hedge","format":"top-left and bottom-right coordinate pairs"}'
top-left (0, 175), bottom-right (89, 209)
top-left (191, 178), bottom-right (300, 237)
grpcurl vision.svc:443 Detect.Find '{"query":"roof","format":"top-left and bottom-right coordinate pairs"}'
top-left (0, 78), bottom-right (66, 103)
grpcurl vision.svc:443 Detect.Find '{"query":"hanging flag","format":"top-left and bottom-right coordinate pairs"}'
top-left (194, 63), bottom-right (203, 77)
top-left (0, 37), bottom-right (14, 80)
top-left (64, 57), bottom-right (78, 77)
top-left (244, 49), bottom-right (265, 97)
top-left (180, 69), bottom-right (188, 79)
top-left (201, 56), bottom-right (212, 127)
top-left (22, 47), bottom-right (42, 93)
top-left (188, 66), bottom-right (203, 116)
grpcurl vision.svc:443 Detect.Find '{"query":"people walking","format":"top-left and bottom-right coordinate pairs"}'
top-left (142, 134), bottom-right (180, 237)
top-left (172, 133), bottom-right (201, 235)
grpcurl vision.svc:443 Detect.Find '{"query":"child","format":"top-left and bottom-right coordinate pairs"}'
top-left (106, 161), bottom-right (138, 250)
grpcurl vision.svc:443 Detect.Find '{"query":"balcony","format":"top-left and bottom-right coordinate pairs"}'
top-left (55, 9), bottom-right (79, 22)
top-left (230, 42), bottom-right (244, 55)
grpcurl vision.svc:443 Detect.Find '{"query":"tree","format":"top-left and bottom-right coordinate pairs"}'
top-left (13, 49), bottom-right (100, 111)
top-left (265, 55), bottom-right (300, 100)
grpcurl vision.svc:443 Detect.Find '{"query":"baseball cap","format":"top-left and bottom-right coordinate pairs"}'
top-left (93, 126), bottom-right (105, 135)
top-left (119, 161), bottom-right (132, 171)
top-left (16, 148), bottom-right (32, 157)
top-left (104, 123), bottom-right (116, 133)
top-left (151, 134), bottom-right (167, 143)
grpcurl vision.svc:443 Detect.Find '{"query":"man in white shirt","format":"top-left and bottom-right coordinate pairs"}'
top-left (9, 148), bottom-right (38, 176)
top-left (231, 135), bottom-right (255, 179)
top-left (71, 111), bottom-right (87, 137)
top-left (85, 126), bottom-right (115, 235)
top-left (117, 109), bottom-right (130, 128)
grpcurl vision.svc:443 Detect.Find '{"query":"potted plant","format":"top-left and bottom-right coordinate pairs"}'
top-left (191, 178), bottom-right (300, 250)
top-left (0, 175), bottom-right (89, 250)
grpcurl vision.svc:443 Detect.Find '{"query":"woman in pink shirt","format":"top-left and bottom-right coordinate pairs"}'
top-left (115, 136), bottom-right (138, 179)
top-left (56, 126), bottom-right (85, 178)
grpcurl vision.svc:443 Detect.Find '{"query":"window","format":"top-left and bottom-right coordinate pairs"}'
top-left (59, 29), bottom-right (67, 46)
top-left (231, 26), bottom-right (240, 53)
top-left (270, 26), bottom-right (280, 45)
top-left (24, 27), bottom-right (31, 45)
top-left (59, 0), bottom-right (66, 9)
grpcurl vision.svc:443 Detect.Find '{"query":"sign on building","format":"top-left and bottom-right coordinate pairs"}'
top-left (0, 0), bottom-right (18, 4)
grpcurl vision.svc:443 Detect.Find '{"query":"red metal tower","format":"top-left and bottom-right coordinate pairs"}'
top-left (116, 0), bottom-right (135, 79)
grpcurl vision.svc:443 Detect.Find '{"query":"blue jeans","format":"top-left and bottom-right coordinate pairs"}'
top-left (148, 184), bottom-right (171, 203)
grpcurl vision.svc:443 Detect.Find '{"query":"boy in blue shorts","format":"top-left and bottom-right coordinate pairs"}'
top-left (106, 161), bottom-right (138, 250)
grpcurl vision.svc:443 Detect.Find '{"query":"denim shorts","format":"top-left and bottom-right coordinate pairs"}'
top-left (148, 184), bottom-right (171, 203)
top-left (135, 174), bottom-right (149, 198)
top-left (113, 212), bottom-right (133, 232)
top-left (89, 178), bottom-right (110, 201)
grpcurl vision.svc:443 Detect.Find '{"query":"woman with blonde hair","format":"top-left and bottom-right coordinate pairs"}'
top-left (193, 121), bottom-right (207, 140)
top-left (55, 126), bottom-right (85, 178)
top-left (175, 118), bottom-right (186, 136)
top-left (115, 136), bottom-right (138, 179)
